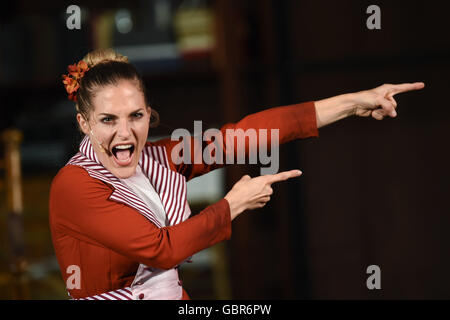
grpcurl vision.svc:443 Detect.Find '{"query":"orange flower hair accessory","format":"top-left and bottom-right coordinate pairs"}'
top-left (62, 60), bottom-right (90, 102)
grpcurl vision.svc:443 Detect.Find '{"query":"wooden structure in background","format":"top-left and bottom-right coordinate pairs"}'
top-left (1, 128), bottom-right (29, 299)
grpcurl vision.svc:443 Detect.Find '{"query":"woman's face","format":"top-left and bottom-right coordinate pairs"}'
top-left (77, 79), bottom-right (151, 179)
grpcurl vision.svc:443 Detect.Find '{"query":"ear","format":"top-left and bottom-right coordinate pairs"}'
top-left (148, 107), bottom-right (160, 128)
top-left (76, 113), bottom-right (90, 135)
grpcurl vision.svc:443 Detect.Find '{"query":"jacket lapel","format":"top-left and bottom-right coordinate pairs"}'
top-left (139, 144), bottom-right (187, 226)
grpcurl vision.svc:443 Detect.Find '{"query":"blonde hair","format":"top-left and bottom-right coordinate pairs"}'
top-left (74, 48), bottom-right (159, 127)
top-left (82, 48), bottom-right (129, 68)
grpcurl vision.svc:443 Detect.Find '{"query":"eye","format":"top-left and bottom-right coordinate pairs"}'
top-left (132, 112), bottom-right (143, 119)
top-left (101, 116), bottom-right (113, 123)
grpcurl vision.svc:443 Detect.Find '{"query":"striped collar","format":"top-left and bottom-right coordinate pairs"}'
top-left (67, 135), bottom-right (187, 228)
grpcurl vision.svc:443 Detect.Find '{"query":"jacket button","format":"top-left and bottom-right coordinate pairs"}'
top-left (138, 293), bottom-right (144, 300)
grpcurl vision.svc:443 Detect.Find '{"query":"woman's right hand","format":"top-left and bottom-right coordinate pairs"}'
top-left (224, 169), bottom-right (302, 221)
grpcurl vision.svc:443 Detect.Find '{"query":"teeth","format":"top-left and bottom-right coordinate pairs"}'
top-left (114, 144), bottom-right (133, 149)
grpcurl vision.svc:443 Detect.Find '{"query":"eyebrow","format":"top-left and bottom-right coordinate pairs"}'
top-left (98, 108), bottom-right (144, 117)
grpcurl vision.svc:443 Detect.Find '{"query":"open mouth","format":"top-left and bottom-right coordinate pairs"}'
top-left (111, 144), bottom-right (135, 166)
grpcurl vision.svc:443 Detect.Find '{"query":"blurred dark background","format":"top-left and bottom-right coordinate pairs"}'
top-left (0, 0), bottom-right (449, 299)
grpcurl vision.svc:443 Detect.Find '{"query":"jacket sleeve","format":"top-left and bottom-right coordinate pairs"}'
top-left (152, 101), bottom-right (319, 181)
top-left (49, 165), bottom-right (231, 270)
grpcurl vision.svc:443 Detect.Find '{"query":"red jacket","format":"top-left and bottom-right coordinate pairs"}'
top-left (49, 101), bottom-right (318, 299)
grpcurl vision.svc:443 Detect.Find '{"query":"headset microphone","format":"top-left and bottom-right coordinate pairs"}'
top-left (90, 129), bottom-right (112, 156)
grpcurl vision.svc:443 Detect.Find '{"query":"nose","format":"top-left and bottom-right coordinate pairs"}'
top-left (117, 119), bottom-right (132, 139)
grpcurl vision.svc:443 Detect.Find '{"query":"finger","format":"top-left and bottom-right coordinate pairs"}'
top-left (372, 109), bottom-right (385, 120)
top-left (258, 196), bottom-right (271, 203)
top-left (377, 96), bottom-right (396, 117)
top-left (263, 186), bottom-right (273, 196)
top-left (388, 82), bottom-right (425, 96)
top-left (387, 96), bottom-right (397, 108)
top-left (250, 201), bottom-right (267, 209)
top-left (240, 174), bottom-right (251, 181)
top-left (257, 202), bottom-right (266, 208)
top-left (258, 185), bottom-right (273, 197)
top-left (265, 169), bottom-right (302, 185)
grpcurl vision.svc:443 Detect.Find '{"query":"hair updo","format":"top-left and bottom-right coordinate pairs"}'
top-left (75, 48), bottom-right (159, 127)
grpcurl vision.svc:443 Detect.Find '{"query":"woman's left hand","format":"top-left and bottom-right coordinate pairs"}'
top-left (353, 82), bottom-right (425, 120)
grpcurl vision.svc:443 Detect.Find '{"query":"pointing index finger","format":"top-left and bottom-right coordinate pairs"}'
top-left (389, 82), bottom-right (425, 96)
top-left (265, 169), bottom-right (302, 185)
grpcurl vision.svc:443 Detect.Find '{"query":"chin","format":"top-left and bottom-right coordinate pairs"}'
top-left (111, 165), bottom-right (137, 179)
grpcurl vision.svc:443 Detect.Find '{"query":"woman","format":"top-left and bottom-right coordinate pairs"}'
top-left (49, 48), bottom-right (424, 300)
